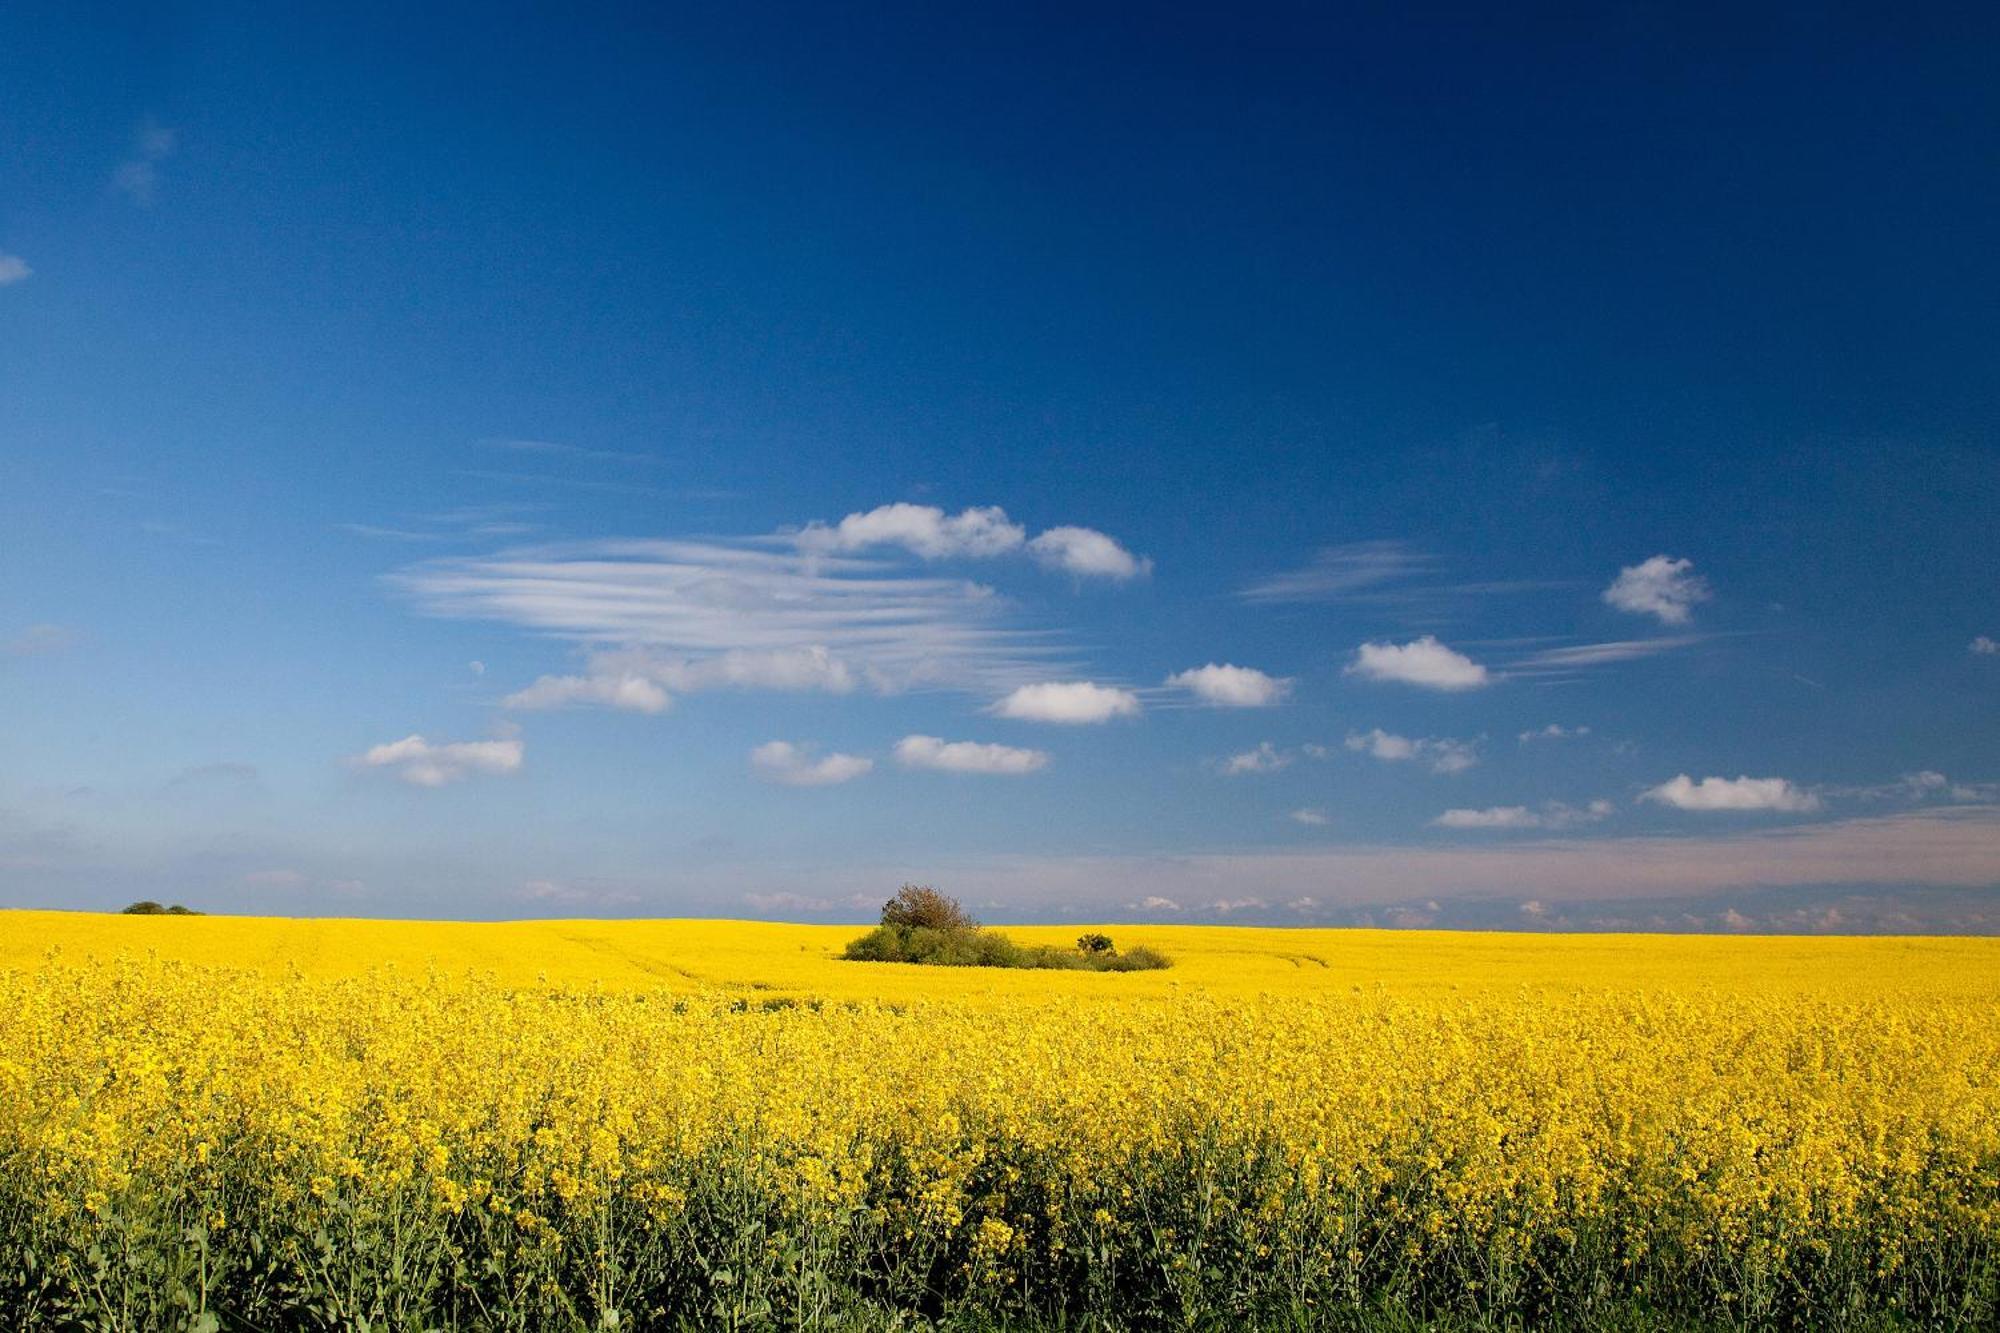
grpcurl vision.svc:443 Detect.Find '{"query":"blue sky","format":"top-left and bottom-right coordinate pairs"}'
top-left (3, 3), bottom-right (1997, 927)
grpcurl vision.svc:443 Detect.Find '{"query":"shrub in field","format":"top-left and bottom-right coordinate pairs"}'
top-left (843, 891), bottom-right (1170, 971)
top-left (119, 900), bottom-right (201, 915)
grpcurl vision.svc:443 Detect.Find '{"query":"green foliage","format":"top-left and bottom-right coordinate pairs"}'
top-left (877, 884), bottom-right (978, 933)
top-left (1076, 932), bottom-right (1113, 954)
top-left (841, 924), bottom-right (1171, 972)
top-left (119, 901), bottom-right (201, 915)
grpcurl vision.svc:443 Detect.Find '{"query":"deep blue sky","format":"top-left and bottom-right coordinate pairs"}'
top-left (3, 3), bottom-right (1997, 927)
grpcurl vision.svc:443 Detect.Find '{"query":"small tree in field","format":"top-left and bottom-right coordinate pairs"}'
top-left (879, 884), bottom-right (977, 933)
top-left (1076, 932), bottom-right (1113, 954)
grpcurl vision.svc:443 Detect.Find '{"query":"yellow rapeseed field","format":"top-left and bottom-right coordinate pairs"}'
top-left (1, 910), bottom-right (1996, 1329)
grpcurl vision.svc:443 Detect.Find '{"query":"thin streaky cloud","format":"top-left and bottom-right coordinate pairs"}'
top-left (337, 523), bottom-right (453, 543)
top-left (481, 438), bottom-right (664, 466)
top-left (0, 254), bottom-right (30, 286)
top-left (392, 538), bottom-right (1077, 697)
top-left (1239, 539), bottom-right (1436, 603)
top-left (1508, 636), bottom-right (1703, 671)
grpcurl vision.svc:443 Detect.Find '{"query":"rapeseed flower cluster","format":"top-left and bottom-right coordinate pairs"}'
top-left (0, 926), bottom-right (1995, 1328)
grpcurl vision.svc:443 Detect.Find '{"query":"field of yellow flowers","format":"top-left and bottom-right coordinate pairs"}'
top-left (2, 911), bottom-right (1997, 1329)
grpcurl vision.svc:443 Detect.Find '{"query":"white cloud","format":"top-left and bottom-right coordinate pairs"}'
top-left (1433, 799), bottom-right (1613, 830)
top-left (1344, 728), bottom-right (1479, 774)
top-left (111, 123), bottom-right (176, 205)
top-left (503, 672), bottom-right (671, 714)
top-left (1219, 741), bottom-right (1291, 776)
top-left (508, 645), bottom-right (862, 712)
top-left (1027, 526), bottom-right (1151, 580)
top-left (1288, 808), bottom-right (1331, 826)
top-left (795, 504), bottom-right (1150, 581)
top-left (353, 734), bottom-right (523, 787)
top-left (393, 539), bottom-right (1064, 697)
top-left (1972, 636), bottom-right (1999, 656)
top-left (1510, 637), bottom-right (1701, 672)
top-left (1434, 805), bottom-right (1539, 829)
top-left (749, 741), bottom-right (873, 787)
top-left (1642, 774), bottom-right (1821, 813)
top-left (991, 680), bottom-right (1141, 724)
top-left (1519, 723), bottom-right (1590, 742)
top-left (1240, 540), bottom-right (1436, 603)
top-left (1134, 895), bottom-right (1182, 912)
top-left (1346, 635), bottom-right (1488, 690)
top-left (894, 734), bottom-right (1049, 775)
top-left (797, 503), bottom-right (1026, 560)
top-left (1165, 663), bottom-right (1293, 707)
top-left (0, 254), bottom-right (30, 286)
top-left (1603, 555), bottom-right (1711, 625)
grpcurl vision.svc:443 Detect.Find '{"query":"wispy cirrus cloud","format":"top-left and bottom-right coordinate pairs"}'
top-left (1505, 636), bottom-right (1703, 675)
top-left (111, 123), bottom-right (176, 205)
top-left (392, 539), bottom-right (1073, 699)
top-left (481, 438), bottom-right (661, 466)
top-left (0, 254), bottom-right (30, 286)
top-left (1240, 539), bottom-right (1437, 603)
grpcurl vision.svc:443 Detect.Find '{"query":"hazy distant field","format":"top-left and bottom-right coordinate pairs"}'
top-left (8, 907), bottom-right (1998, 1000)
top-left (3, 913), bottom-right (1997, 1330)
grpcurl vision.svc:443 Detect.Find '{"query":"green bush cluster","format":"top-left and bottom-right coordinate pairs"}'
top-left (841, 887), bottom-right (1171, 972)
top-left (119, 901), bottom-right (202, 915)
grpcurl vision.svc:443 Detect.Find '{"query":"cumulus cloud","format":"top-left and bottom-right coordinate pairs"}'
top-left (1289, 808), bottom-right (1331, 826)
top-left (1165, 663), bottom-right (1293, 707)
top-left (1603, 555), bottom-right (1711, 625)
top-left (503, 672), bottom-right (670, 714)
top-left (749, 741), bottom-right (873, 787)
top-left (1219, 742), bottom-right (1291, 776)
top-left (352, 734), bottom-right (524, 787)
top-left (1346, 636), bottom-right (1489, 690)
top-left (0, 254), bottom-right (30, 286)
top-left (1972, 636), bottom-right (1998, 656)
top-left (992, 680), bottom-right (1141, 724)
top-left (1133, 895), bottom-right (1182, 912)
top-left (1642, 774), bottom-right (1821, 813)
top-left (1026, 526), bottom-right (1151, 580)
top-left (894, 734), bottom-right (1049, 775)
top-left (1345, 728), bottom-right (1479, 774)
top-left (797, 503), bottom-right (1026, 560)
top-left (1519, 724), bottom-right (1589, 743)
top-left (794, 503), bottom-right (1149, 581)
top-left (1433, 800), bottom-right (1614, 830)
